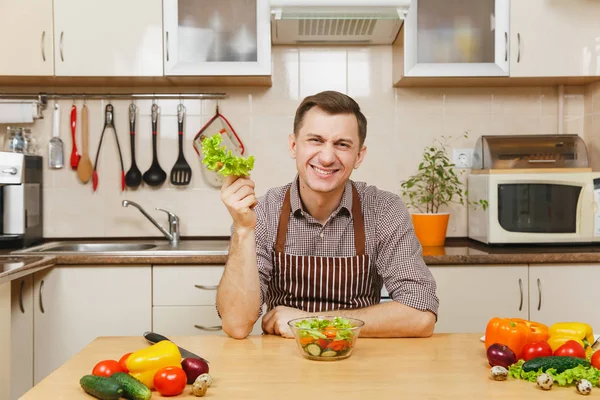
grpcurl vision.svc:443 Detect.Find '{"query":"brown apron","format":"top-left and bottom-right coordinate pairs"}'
top-left (265, 184), bottom-right (380, 313)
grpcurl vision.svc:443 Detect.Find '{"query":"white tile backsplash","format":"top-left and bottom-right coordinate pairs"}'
top-left (1, 45), bottom-right (595, 239)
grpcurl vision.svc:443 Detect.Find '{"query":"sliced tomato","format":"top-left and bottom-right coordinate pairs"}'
top-left (317, 338), bottom-right (329, 349)
top-left (326, 340), bottom-right (350, 352)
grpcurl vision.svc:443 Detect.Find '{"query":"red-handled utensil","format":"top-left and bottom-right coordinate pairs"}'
top-left (70, 105), bottom-right (81, 169)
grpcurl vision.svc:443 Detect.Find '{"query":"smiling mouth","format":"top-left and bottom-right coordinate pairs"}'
top-left (311, 165), bottom-right (338, 176)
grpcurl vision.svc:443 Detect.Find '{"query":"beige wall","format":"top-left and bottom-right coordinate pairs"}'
top-left (584, 82), bottom-right (600, 171)
top-left (0, 46), bottom-right (589, 239)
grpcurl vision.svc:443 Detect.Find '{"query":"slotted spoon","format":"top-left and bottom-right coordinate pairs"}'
top-left (169, 104), bottom-right (192, 186)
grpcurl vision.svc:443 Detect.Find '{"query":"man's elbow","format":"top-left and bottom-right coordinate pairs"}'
top-left (223, 324), bottom-right (253, 340)
top-left (414, 311), bottom-right (436, 338)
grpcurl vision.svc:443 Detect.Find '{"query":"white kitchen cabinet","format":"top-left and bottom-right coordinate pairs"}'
top-left (529, 264), bottom-right (600, 329)
top-left (10, 276), bottom-right (34, 400)
top-left (429, 264), bottom-right (529, 333)
top-left (52, 0), bottom-right (163, 77)
top-left (401, 0), bottom-right (509, 77)
top-left (0, 0), bottom-right (53, 76)
top-left (163, 0), bottom-right (271, 76)
top-left (510, 0), bottom-right (600, 77)
top-left (32, 265), bottom-right (152, 384)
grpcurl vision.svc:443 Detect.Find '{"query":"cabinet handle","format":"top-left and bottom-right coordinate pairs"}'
top-left (60, 31), bottom-right (64, 62)
top-left (504, 32), bottom-right (508, 62)
top-left (194, 325), bottom-right (222, 331)
top-left (518, 278), bottom-right (523, 311)
top-left (41, 31), bottom-right (46, 62)
top-left (537, 278), bottom-right (542, 311)
top-left (166, 31), bottom-right (169, 62)
top-left (517, 33), bottom-right (521, 63)
top-left (19, 280), bottom-right (25, 313)
top-left (194, 284), bottom-right (218, 290)
top-left (39, 279), bottom-right (45, 313)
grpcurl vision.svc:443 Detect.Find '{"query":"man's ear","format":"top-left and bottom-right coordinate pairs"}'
top-left (288, 133), bottom-right (297, 159)
top-left (354, 145), bottom-right (367, 169)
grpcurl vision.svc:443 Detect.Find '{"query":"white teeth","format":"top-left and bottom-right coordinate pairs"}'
top-left (313, 166), bottom-right (335, 175)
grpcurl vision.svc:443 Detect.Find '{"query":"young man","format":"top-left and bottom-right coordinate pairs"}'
top-left (216, 91), bottom-right (438, 339)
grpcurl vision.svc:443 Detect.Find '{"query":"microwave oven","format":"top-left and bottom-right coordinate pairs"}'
top-left (468, 171), bottom-right (600, 245)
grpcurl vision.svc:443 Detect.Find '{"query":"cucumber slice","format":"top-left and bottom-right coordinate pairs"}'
top-left (320, 350), bottom-right (337, 357)
top-left (305, 343), bottom-right (322, 356)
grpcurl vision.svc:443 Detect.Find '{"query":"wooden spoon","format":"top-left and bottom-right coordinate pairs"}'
top-left (76, 104), bottom-right (93, 183)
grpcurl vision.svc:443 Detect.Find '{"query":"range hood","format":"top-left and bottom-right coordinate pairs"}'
top-left (270, 0), bottom-right (412, 45)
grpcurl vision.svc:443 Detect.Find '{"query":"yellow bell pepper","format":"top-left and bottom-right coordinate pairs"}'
top-left (547, 322), bottom-right (594, 352)
top-left (126, 340), bottom-right (182, 389)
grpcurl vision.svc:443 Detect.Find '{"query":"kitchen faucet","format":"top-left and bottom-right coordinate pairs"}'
top-left (122, 200), bottom-right (180, 246)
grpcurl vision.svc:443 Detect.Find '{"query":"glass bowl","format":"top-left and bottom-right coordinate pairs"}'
top-left (287, 316), bottom-right (365, 361)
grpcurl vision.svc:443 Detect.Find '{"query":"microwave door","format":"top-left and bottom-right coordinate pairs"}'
top-left (498, 183), bottom-right (581, 234)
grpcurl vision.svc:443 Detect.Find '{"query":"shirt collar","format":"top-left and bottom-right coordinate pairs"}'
top-left (290, 175), bottom-right (353, 219)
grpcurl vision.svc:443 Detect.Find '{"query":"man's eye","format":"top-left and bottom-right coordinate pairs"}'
top-left (309, 138), bottom-right (320, 142)
top-left (338, 143), bottom-right (350, 148)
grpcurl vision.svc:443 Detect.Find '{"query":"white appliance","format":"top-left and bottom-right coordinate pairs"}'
top-left (467, 135), bottom-right (600, 245)
top-left (269, 0), bottom-right (411, 44)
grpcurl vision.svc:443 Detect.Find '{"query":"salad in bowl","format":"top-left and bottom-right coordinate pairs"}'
top-left (288, 316), bottom-right (365, 361)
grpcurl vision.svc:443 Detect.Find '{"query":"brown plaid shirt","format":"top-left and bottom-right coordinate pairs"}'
top-left (253, 176), bottom-right (439, 316)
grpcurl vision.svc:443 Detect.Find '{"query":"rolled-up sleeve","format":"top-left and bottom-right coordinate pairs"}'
top-left (374, 196), bottom-right (439, 318)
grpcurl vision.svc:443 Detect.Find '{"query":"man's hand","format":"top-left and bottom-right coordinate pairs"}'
top-left (221, 175), bottom-right (257, 231)
top-left (262, 306), bottom-right (311, 338)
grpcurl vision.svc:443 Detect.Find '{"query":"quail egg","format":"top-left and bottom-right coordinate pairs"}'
top-left (576, 379), bottom-right (592, 395)
top-left (192, 379), bottom-right (208, 397)
top-left (490, 366), bottom-right (508, 381)
top-left (536, 373), bottom-right (553, 390)
top-left (195, 373), bottom-right (213, 388)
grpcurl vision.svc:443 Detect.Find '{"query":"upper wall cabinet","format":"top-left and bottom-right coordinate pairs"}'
top-left (53, 0), bottom-right (163, 77)
top-left (510, 0), bottom-right (600, 78)
top-left (163, 0), bottom-right (271, 76)
top-left (401, 0), bottom-right (509, 77)
top-left (0, 0), bottom-right (53, 76)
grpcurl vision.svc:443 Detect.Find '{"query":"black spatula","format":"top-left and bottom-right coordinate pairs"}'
top-left (170, 104), bottom-right (192, 186)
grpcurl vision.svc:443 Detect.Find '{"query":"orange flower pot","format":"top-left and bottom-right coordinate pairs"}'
top-left (411, 213), bottom-right (450, 247)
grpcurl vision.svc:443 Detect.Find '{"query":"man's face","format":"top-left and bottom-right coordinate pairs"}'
top-left (289, 107), bottom-right (366, 195)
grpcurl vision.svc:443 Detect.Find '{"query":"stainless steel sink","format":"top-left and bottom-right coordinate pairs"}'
top-left (15, 240), bottom-right (230, 256)
top-left (35, 243), bottom-right (157, 252)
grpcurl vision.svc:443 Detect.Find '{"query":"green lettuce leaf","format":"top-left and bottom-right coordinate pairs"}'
top-left (508, 360), bottom-right (600, 386)
top-left (201, 133), bottom-right (255, 177)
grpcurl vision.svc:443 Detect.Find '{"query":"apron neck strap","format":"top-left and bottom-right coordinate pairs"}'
top-left (274, 183), bottom-right (366, 256)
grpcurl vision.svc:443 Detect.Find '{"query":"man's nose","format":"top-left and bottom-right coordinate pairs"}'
top-left (319, 143), bottom-right (336, 165)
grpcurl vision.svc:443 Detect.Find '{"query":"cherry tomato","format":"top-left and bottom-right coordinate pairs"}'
top-left (92, 360), bottom-right (124, 377)
top-left (591, 351), bottom-right (600, 369)
top-left (118, 352), bottom-right (132, 373)
top-left (154, 366), bottom-right (187, 396)
top-left (554, 340), bottom-right (586, 359)
top-left (521, 341), bottom-right (553, 361)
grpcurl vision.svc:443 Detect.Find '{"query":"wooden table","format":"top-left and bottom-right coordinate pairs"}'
top-left (22, 333), bottom-right (600, 399)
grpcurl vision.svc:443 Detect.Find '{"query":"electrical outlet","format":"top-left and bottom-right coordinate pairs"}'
top-left (452, 148), bottom-right (474, 168)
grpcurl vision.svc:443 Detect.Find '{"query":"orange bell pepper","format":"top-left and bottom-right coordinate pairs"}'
top-left (484, 317), bottom-right (549, 360)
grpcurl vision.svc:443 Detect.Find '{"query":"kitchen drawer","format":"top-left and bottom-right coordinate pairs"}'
top-left (153, 306), bottom-right (264, 336)
top-left (153, 265), bottom-right (224, 306)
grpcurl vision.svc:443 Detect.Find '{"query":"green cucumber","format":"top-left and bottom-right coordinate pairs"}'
top-left (305, 343), bottom-right (322, 356)
top-left (522, 356), bottom-right (591, 374)
top-left (110, 372), bottom-right (152, 400)
top-left (79, 375), bottom-right (123, 400)
top-left (320, 350), bottom-right (338, 357)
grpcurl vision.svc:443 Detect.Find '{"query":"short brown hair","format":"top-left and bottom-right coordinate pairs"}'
top-left (293, 91), bottom-right (367, 147)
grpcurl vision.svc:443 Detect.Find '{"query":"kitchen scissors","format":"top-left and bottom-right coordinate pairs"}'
top-left (92, 104), bottom-right (125, 192)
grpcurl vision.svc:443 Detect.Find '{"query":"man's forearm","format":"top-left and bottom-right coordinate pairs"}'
top-left (216, 228), bottom-right (261, 339)
top-left (313, 301), bottom-right (435, 338)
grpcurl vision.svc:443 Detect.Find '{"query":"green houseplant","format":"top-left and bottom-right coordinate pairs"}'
top-left (400, 132), bottom-right (487, 247)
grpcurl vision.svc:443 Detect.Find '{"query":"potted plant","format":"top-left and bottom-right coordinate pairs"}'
top-left (400, 132), bottom-right (487, 247)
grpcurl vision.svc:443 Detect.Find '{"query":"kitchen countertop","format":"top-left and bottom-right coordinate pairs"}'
top-left (21, 333), bottom-right (597, 399)
top-left (3, 238), bottom-right (600, 284)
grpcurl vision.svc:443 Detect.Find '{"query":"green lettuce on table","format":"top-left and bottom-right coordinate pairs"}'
top-left (509, 360), bottom-right (600, 386)
top-left (201, 133), bottom-right (255, 177)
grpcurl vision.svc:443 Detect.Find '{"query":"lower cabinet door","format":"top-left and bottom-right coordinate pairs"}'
top-left (153, 305), bottom-right (263, 336)
top-left (529, 263), bottom-right (600, 329)
top-left (430, 264), bottom-right (529, 333)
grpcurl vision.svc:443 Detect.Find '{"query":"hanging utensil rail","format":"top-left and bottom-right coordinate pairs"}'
top-left (0, 92), bottom-right (228, 111)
